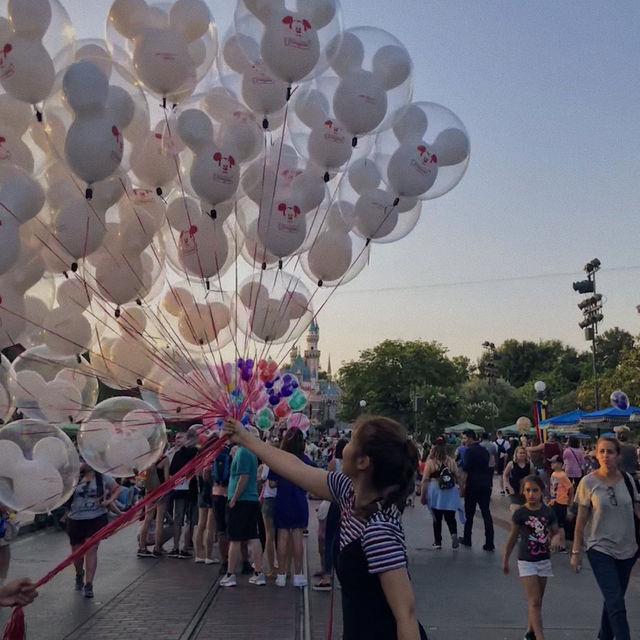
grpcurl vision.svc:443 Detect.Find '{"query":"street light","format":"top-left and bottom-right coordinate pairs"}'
top-left (573, 258), bottom-right (601, 410)
top-left (359, 399), bottom-right (367, 414)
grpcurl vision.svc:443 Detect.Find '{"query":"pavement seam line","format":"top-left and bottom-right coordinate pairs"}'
top-left (177, 576), bottom-right (223, 640)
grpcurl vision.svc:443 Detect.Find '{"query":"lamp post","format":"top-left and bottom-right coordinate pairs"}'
top-left (482, 341), bottom-right (499, 432)
top-left (359, 399), bottom-right (367, 414)
top-left (573, 258), bottom-right (602, 410)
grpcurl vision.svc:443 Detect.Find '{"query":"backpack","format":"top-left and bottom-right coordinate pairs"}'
top-left (438, 464), bottom-right (455, 490)
top-left (497, 439), bottom-right (506, 455)
top-left (213, 449), bottom-right (231, 487)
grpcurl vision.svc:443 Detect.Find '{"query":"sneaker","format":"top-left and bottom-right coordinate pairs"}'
top-left (137, 548), bottom-right (153, 558)
top-left (524, 630), bottom-right (536, 640)
top-left (557, 547), bottom-right (568, 554)
top-left (312, 581), bottom-right (331, 592)
top-left (83, 583), bottom-right (94, 598)
top-left (482, 544), bottom-right (495, 552)
top-left (194, 557), bottom-right (205, 563)
top-left (204, 558), bottom-right (220, 565)
top-left (75, 571), bottom-right (84, 591)
top-left (249, 572), bottom-right (266, 586)
top-left (302, 529), bottom-right (309, 537)
top-left (152, 549), bottom-right (163, 559)
top-left (293, 574), bottom-right (308, 588)
top-left (167, 548), bottom-right (180, 558)
top-left (275, 573), bottom-right (287, 587)
top-left (452, 535), bottom-right (459, 550)
top-left (178, 549), bottom-right (193, 559)
top-left (220, 573), bottom-right (237, 587)
top-left (460, 539), bottom-right (472, 547)
top-left (500, 490), bottom-right (505, 496)
top-left (431, 543), bottom-right (442, 550)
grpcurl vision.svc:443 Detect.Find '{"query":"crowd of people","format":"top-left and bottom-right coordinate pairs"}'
top-left (3, 419), bottom-right (640, 640)
top-left (417, 426), bottom-right (640, 640)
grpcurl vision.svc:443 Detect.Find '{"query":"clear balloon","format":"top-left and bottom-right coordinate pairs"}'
top-left (78, 396), bottom-right (167, 477)
top-left (0, 419), bottom-right (80, 513)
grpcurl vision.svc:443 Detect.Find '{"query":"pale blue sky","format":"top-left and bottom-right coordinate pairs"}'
top-left (63, 1), bottom-right (640, 370)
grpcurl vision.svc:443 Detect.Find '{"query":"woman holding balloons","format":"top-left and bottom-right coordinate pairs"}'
top-left (224, 415), bottom-right (428, 640)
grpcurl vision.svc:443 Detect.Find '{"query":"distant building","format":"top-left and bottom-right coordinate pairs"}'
top-left (284, 319), bottom-right (342, 430)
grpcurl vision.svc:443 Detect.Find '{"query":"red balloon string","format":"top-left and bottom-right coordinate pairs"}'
top-left (2, 434), bottom-right (230, 640)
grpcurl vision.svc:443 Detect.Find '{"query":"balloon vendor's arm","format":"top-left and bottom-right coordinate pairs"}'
top-left (224, 420), bottom-right (333, 501)
top-left (378, 568), bottom-right (421, 640)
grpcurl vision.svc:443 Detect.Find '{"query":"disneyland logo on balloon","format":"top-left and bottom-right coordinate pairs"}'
top-left (0, 43), bottom-right (14, 80)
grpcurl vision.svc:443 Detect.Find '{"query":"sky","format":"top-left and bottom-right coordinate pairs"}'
top-left (61, 1), bottom-right (640, 374)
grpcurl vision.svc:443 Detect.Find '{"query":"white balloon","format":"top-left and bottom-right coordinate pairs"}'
top-left (348, 158), bottom-right (381, 194)
top-left (307, 228), bottom-right (352, 282)
top-left (0, 212), bottom-right (20, 275)
top-left (133, 28), bottom-right (196, 97)
top-left (257, 196), bottom-right (307, 257)
top-left (38, 380), bottom-right (84, 424)
top-left (177, 108), bottom-right (213, 153)
top-left (353, 189), bottom-right (399, 239)
top-left (371, 45), bottom-right (412, 91)
top-left (260, 10), bottom-right (321, 83)
top-left (432, 128), bottom-right (470, 167)
top-left (177, 215), bottom-right (229, 278)
top-left (63, 61), bottom-right (109, 115)
top-left (8, 0), bottom-right (52, 39)
top-left (0, 38), bottom-right (54, 104)
top-left (33, 436), bottom-right (68, 469)
top-left (189, 142), bottom-right (240, 205)
top-left (43, 306), bottom-right (93, 356)
top-left (108, 0), bottom-right (149, 39)
top-left (169, 0), bottom-right (211, 43)
top-left (386, 142), bottom-right (438, 197)
top-left (0, 164), bottom-right (45, 223)
top-left (333, 70), bottom-right (387, 135)
top-left (0, 280), bottom-right (25, 348)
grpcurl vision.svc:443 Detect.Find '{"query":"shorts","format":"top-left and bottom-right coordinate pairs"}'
top-left (227, 501), bottom-right (260, 541)
top-left (212, 495), bottom-right (227, 534)
top-left (173, 492), bottom-right (198, 527)
top-left (67, 515), bottom-right (108, 546)
top-left (198, 492), bottom-right (213, 509)
top-left (517, 559), bottom-right (553, 578)
top-left (261, 497), bottom-right (275, 520)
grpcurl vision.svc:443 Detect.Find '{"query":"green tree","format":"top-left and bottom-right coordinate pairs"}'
top-left (595, 327), bottom-right (635, 374)
top-left (337, 340), bottom-right (464, 432)
top-left (460, 377), bottom-right (529, 430)
top-left (577, 339), bottom-right (640, 410)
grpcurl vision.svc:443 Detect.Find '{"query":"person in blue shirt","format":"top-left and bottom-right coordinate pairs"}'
top-left (220, 445), bottom-right (265, 587)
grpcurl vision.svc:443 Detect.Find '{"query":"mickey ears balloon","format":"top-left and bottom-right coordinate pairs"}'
top-left (234, 0), bottom-right (342, 84)
top-left (0, 419), bottom-right (80, 514)
top-left (108, 0), bottom-right (217, 100)
top-left (610, 390), bottom-right (629, 411)
top-left (374, 101), bottom-right (470, 201)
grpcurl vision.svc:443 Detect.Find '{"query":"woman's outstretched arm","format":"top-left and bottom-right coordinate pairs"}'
top-left (223, 419), bottom-right (333, 501)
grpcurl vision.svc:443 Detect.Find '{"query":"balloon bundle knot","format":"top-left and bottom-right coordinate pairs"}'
top-left (85, 187), bottom-right (93, 200)
top-left (351, 137), bottom-right (358, 148)
top-left (262, 118), bottom-right (269, 130)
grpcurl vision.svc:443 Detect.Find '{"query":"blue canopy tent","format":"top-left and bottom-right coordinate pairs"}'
top-left (579, 406), bottom-right (640, 430)
top-left (539, 409), bottom-right (588, 430)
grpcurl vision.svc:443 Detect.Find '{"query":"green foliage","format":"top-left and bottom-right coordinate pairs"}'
top-left (460, 377), bottom-right (529, 429)
top-left (595, 328), bottom-right (635, 374)
top-left (337, 339), bottom-right (463, 432)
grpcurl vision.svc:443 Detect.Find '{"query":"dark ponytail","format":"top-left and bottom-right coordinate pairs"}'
top-left (352, 416), bottom-right (418, 512)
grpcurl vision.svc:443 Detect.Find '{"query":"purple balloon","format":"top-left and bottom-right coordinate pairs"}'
top-left (610, 390), bottom-right (629, 411)
top-left (281, 385), bottom-right (293, 397)
top-left (269, 395), bottom-right (280, 406)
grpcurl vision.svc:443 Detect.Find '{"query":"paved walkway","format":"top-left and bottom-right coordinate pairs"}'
top-left (1, 481), bottom-right (640, 639)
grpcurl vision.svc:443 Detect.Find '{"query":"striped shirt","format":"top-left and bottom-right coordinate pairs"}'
top-left (327, 472), bottom-right (407, 575)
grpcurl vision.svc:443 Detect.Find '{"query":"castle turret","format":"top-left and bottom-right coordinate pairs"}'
top-left (304, 319), bottom-right (320, 383)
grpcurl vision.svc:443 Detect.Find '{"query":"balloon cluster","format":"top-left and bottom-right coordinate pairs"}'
top-left (0, 0), bottom-right (470, 513)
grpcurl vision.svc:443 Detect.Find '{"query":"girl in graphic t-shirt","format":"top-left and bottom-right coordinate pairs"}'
top-left (225, 415), bottom-right (428, 640)
top-left (503, 475), bottom-right (562, 640)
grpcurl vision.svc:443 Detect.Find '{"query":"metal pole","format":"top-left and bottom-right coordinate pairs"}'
top-left (592, 271), bottom-right (600, 410)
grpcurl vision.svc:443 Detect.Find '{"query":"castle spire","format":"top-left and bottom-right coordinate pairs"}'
top-left (327, 354), bottom-right (332, 380)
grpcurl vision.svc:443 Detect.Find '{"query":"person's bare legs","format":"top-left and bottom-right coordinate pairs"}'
top-left (248, 538), bottom-right (263, 574)
top-left (84, 546), bottom-right (99, 585)
top-left (277, 529), bottom-right (291, 577)
top-left (194, 507), bottom-right (208, 559)
top-left (153, 502), bottom-right (167, 553)
top-left (263, 513), bottom-right (277, 574)
top-left (291, 529), bottom-right (304, 574)
top-left (521, 575), bottom-right (546, 640)
top-left (227, 540), bottom-right (242, 574)
top-left (204, 510), bottom-right (216, 561)
top-left (138, 507), bottom-right (156, 550)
